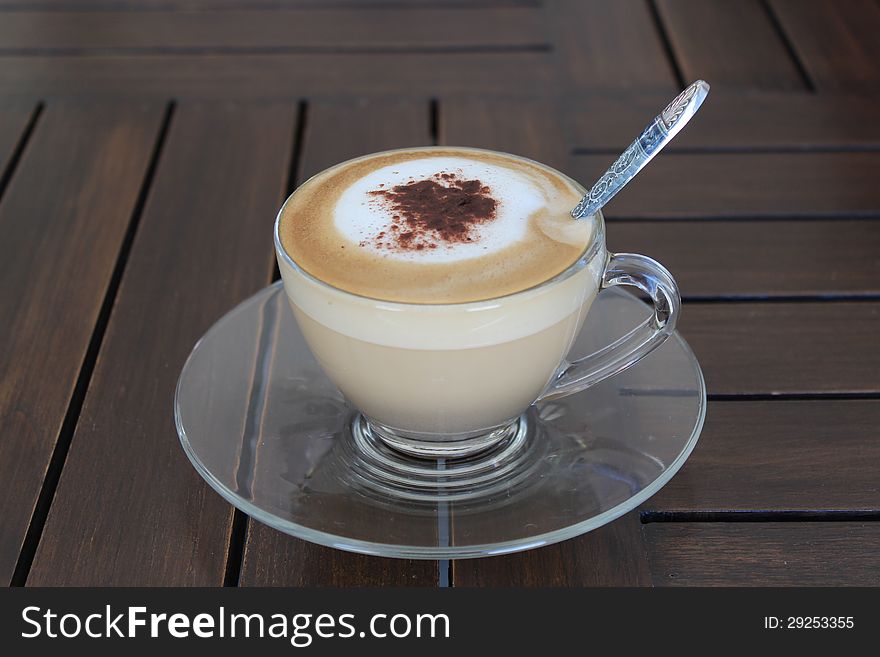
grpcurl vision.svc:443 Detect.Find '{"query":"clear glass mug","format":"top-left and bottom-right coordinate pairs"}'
top-left (274, 151), bottom-right (680, 460)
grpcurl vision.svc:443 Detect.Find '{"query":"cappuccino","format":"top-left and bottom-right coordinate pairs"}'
top-left (278, 147), bottom-right (593, 303)
top-left (276, 147), bottom-right (603, 444)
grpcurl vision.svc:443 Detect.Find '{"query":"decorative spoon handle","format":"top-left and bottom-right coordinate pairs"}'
top-left (571, 80), bottom-right (710, 219)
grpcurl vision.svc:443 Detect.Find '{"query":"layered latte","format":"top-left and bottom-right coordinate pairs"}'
top-left (276, 147), bottom-right (603, 440)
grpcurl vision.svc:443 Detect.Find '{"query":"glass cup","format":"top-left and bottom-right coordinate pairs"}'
top-left (274, 149), bottom-right (680, 460)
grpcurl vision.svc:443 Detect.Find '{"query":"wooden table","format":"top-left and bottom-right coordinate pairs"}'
top-left (2, 0), bottom-right (879, 587)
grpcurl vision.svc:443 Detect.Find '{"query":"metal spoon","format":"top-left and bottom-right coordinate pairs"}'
top-left (571, 79), bottom-right (710, 219)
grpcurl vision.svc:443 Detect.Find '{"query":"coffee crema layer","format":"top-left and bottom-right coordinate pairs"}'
top-left (278, 147), bottom-right (594, 303)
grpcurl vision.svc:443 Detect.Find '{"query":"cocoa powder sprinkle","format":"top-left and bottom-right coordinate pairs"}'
top-left (366, 172), bottom-right (496, 251)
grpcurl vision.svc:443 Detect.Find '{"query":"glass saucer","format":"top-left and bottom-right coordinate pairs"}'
top-left (175, 282), bottom-right (705, 559)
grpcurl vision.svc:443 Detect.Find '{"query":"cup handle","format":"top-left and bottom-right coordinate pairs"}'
top-left (539, 253), bottom-right (681, 402)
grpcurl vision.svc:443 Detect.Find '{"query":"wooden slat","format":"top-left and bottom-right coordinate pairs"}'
top-left (572, 153), bottom-right (880, 218)
top-left (439, 97), bottom-right (570, 171)
top-left (242, 542), bottom-right (439, 587)
top-left (646, 523), bottom-right (880, 586)
top-left (568, 93), bottom-right (880, 152)
top-left (453, 513), bottom-right (651, 587)
top-left (0, 101), bottom-right (34, 179)
top-left (656, 0), bottom-right (805, 91)
top-left (0, 0), bottom-right (536, 8)
top-left (238, 98), bottom-right (438, 587)
top-left (606, 220), bottom-right (880, 298)
top-left (438, 107), bottom-right (880, 300)
top-left (680, 302), bottom-right (880, 395)
top-left (440, 97), bottom-right (651, 586)
top-left (0, 8), bottom-right (544, 52)
top-left (770, 0), bottom-right (880, 92)
top-left (297, 98), bottom-right (432, 178)
top-left (550, 0), bottom-right (677, 93)
top-left (0, 101), bottom-right (164, 585)
top-left (0, 52), bottom-right (557, 99)
top-left (27, 102), bottom-right (294, 585)
top-left (646, 400), bottom-right (880, 512)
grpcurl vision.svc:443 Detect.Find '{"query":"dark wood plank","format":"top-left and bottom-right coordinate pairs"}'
top-left (298, 98), bottom-right (433, 178)
top-left (238, 98), bottom-right (438, 587)
top-left (572, 153), bottom-right (880, 218)
top-left (453, 513), bottom-right (652, 587)
top-left (770, 0), bottom-right (880, 92)
top-left (680, 302), bottom-right (880, 395)
top-left (0, 8), bottom-right (544, 52)
top-left (646, 400), bottom-right (880, 512)
top-left (27, 102), bottom-right (294, 585)
top-left (242, 539), bottom-right (439, 587)
top-left (441, 108), bottom-right (878, 301)
top-left (656, 0), bottom-right (805, 91)
top-left (551, 0), bottom-right (677, 93)
top-left (440, 97), bottom-right (651, 586)
top-left (646, 523), bottom-right (880, 586)
top-left (607, 219), bottom-right (880, 298)
top-left (568, 93), bottom-right (880, 152)
top-left (0, 0), bottom-right (536, 8)
top-left (0, 52), bottom-right (557, 99)
top-left (0, 101), bottom-right (35, 181)
top-left (0, 101), bottom-right (164, 585)
top-left (439, 97), bottom-right (570, 171)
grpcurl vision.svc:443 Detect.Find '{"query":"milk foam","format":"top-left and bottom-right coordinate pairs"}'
top-left (334, 157), bottom-right (545, 263)
top-left (278, 147), bottom-right (594, 304)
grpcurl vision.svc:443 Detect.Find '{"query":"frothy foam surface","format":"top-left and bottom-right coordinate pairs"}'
top-left (336, 157), bottom-right (543, 263)
top-left (278, 147), bottom-right (595, 303)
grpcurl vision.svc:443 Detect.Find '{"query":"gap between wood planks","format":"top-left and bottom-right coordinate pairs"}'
top-left (647, 0), bottom-right (685, 88)
top-left (573, 145), bottom-right (880, 155)
top-left (0, 102), bottom-right (42, 201)
top-left (643, 510), bottom-right (880, 522)
top-left (0, 45), bottom-right (553, 58)
top-left (0, 1), bottom-right (544, 12)
top-left (225, 99), bottom-right (309, 585)
top-left (760, 0), bottom-right (816, 92)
